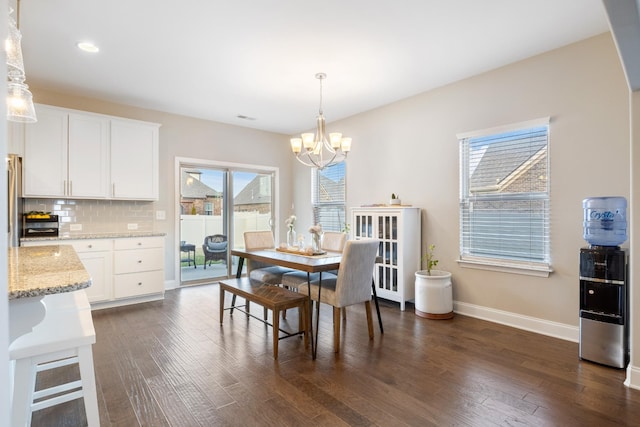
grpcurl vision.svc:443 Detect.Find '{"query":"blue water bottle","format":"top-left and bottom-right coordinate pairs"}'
top-left (582, 197), bottom-right (627, 246)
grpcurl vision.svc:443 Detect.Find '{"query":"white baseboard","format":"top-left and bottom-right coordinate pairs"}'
top-left (625, 364), bottom-right (640, 390)
top-left (90, 292), bottom-right (164, 310)
top-left (453, 301), bottom-right (579, 342)
top-left (164, 279), bottom-right (178, 290)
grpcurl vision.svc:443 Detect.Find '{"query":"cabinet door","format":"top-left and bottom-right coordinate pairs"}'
top-left (68, 113), bottom-right (110, 198)
top-left (23, 105), bottom-right (68, 197)
top-left (77, 251), bottom-right (112, 303)
top-left (110, 119), bottom-right (159, 200)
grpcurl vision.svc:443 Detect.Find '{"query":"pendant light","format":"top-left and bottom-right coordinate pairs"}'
top-left (290, 73), bottom-right (351, 170)
top-left (6, 1), bottom-right (37, 123)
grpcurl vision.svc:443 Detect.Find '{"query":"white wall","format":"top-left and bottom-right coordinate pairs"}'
top-left (27, 89), bottom-right (295, 286)
top-left (293, 33), bottom-right (630, 338)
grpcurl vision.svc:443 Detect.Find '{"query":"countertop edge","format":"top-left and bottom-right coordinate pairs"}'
top-left (21, 232), bottom-right (167, 242)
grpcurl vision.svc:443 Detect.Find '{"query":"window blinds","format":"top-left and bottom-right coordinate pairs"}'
top-left (459, 119), bottom-right (550, 266)
top-left (311, 162), bottom-right (346, 232)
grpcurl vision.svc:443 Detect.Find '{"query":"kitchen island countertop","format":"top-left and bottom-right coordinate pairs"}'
top-left (8, 245), bottom-right (91, 299)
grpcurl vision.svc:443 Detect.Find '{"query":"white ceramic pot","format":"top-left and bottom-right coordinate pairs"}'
top-left (414, 269), bottom-right (453, 319)
top-left (389, 199), bottom-right (401, 205)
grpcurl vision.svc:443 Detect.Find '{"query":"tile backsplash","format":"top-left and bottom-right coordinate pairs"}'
top-left (24, 199), bottom-right (156, 237)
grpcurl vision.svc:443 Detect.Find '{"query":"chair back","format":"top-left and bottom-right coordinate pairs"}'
top-left (243, 230), bottom-right (276, 250)
top-left (322, 231), bottom-right (347, 253)
top-left (334, 239), bottom-right (379, 307)
top-left (244, 230), bottom-right (277, 271)
top-left (204, 234), bottom-right (227, 249)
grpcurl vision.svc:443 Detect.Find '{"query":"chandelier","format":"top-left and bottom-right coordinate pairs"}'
top-left (290, 73), bottom-right (351, 170)
top-left (6, 2), bottom-right (37, 123)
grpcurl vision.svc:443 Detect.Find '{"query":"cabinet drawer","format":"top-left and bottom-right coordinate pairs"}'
top-left (113, 270), bottom-right (164, 298)
top-left (114, 236), bottom-right (164, 250)
top-left (70, 239), bottom-right (113, 253)
top-left (114, 247), bottom-right (163, 274)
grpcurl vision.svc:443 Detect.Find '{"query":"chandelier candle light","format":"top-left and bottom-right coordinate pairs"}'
top-left (290, 73), bottom-right (351, 170)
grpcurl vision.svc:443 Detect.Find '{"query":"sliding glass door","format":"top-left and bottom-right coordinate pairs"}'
top-left (178, 161), bottom-right (275, 285)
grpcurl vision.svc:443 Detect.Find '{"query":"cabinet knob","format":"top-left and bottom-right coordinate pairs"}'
top-left (138, 282), bottom-right (143, 286)
top-left (138, 260), bottom-right (143, 263)
top-left (137, 242), bottom-right (142, 246)
top-left (88, 244), bottom-right (92, 249)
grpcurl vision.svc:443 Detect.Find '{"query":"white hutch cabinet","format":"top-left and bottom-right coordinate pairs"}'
top-left (351, 207), bottom-right (421, 310)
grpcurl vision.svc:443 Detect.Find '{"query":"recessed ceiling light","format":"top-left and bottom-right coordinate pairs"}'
top-left (76, 42), bottom-right (99, 53)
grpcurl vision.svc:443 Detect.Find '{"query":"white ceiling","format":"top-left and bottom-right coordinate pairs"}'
top-left (17, 0), bottom-right (610, 135)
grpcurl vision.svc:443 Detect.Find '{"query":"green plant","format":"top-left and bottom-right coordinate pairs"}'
top-left (422, 244), bottom-right (439, 275)
top-left (391, 193), bottom-right (398, 199)
top-left (341, 222), bottom-right (351, 234)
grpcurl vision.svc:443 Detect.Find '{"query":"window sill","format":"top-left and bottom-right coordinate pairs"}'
top-left (457, 258), bottom-right (553, 278)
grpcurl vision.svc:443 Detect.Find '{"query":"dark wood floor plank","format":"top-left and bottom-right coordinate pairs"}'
top-left (29, 283), bottom-right (640, 426)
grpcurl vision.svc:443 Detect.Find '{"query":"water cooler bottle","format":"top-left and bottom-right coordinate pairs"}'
top-left (579, 197), bottom-right (628, 368)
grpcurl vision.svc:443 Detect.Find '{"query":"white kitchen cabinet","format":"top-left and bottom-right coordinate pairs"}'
top-left (22, 104), bottom-right (160, 201)
top-left (113, 236), bottom-right (164, 299)
top-left (21, 239), bottom-right (112, 303)
top-left (351, 207), bottom-right (421, 311)
top-left (23, 105), bottom-right (109, 198)
top-left (7, 121), bottom-right (24, 156)
top-left (110, 119), bottom-right (160, 200)
top-left (22, 235), bottom-right (165, 307)
top-left (69, 239), bottom-right (113, 303)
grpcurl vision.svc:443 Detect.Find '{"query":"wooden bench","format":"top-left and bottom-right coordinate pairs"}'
top-left (219, 277), bottom-right (309, 359)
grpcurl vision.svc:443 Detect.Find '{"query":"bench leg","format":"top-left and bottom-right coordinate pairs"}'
top-left (302, 300), bottom-right (310, 349)
top-left (273, 309), bottom-right (280, 359)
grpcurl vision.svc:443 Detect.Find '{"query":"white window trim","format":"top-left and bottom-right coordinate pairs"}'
top-left (457, 257), bottom-right (553, 278)
top-left (458, 116), bottom-right (552, 276)
top-left (456, 116), bottom-right (550, 140)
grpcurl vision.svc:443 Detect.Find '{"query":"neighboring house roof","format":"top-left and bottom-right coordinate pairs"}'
top-left (318, 174), bottom-right (344, 202)
top-left (470, 138), bottom-right (547, 193)
top-left (234, 175), bottom-right (272, 206)
top-left (181, 171), bottom-right (221, 199)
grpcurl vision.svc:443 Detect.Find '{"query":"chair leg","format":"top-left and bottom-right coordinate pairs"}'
top-left (77, 346), bottom-right (100, 427)
top-left (11, 357), bottom-right (36, 427)
top-left (365, 301), bottom-right (374, 340)
top-left (333, 307), bottom-right (341, 353)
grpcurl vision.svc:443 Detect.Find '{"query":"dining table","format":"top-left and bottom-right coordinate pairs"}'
top-left (230, 247), bottom-right (384, 359)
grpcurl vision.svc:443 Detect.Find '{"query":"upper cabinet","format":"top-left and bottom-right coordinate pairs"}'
top-left (110, 119), bottom-right (159, 200)
top-left (22, 104), bottom-right (160, 201)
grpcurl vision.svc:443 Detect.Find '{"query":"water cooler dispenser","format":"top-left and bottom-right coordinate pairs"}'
top-left (579, 197), bottom-right (628, 368)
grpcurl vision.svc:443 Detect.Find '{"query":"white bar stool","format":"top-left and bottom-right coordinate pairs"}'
top-left (9, 290), bottom-right (100, 427)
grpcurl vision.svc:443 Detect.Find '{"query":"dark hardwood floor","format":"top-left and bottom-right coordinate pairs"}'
top-left (31, 283), bottom-right (640, 426)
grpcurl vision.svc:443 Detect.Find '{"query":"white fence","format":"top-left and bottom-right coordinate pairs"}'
top-left (180, 212), bottom-right (272, 251)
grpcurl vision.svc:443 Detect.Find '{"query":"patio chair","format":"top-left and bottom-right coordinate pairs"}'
top-left (202, 234), bottom-right (227, 269)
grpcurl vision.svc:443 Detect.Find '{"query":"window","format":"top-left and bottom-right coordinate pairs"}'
top-left (458, 117), bottom-right (551, 276)
top-left (312, 162), bottom-right (346, 232)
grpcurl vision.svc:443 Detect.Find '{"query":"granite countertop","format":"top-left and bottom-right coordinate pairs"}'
top-left (21, 231), bottom-right (166, 242)
top-left (8, 245), bottom-right (91, 299)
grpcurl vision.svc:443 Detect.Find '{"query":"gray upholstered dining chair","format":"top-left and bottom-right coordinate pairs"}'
top-left (281, 231), bottom-right (347, 289)
top-left (243, 230), bottom-right (294, 284)
top-left (298, 239), bottom-right (379, 353)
